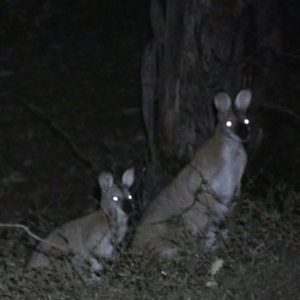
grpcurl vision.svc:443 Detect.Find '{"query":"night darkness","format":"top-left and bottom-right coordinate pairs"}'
top-left (1, 1), bottom-right (300, 298)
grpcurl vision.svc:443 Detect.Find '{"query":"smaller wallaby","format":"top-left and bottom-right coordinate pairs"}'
top-left (132, 89), bottom-right (252, 257)
top-left (26, 168), bottom-right (134, 276)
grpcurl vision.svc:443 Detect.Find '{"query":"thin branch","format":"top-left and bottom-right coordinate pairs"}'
top-left (4, 93), bottom-right (98, 173)
top-left (24, 101), bottom-right (98, 173)
top-left (0, 223), bottom-right (65, 251)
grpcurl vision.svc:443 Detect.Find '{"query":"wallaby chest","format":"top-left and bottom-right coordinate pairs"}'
top-left (211, 144), bottom-right (246, 203)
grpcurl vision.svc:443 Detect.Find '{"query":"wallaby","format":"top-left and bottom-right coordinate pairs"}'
top-left (132, 90), bottom-right (252, 257)
top-left (26, 168), bottom-right (135, 276)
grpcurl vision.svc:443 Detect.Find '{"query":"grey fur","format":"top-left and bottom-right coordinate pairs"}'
top-left (132, 90), bottom-right (252, 256)
top-left (26, 168), bottom-right (134, 275)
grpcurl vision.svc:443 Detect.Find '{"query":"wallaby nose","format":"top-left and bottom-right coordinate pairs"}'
top-left (121, 199), bottom-right (134, 215)
top-left (236, 122), bottom-right (249, 141)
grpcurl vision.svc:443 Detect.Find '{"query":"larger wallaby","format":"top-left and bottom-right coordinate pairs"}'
top-left (132, 90), bottom-right (252, 257)
top-left (26, 168), bottom-right (134, 275)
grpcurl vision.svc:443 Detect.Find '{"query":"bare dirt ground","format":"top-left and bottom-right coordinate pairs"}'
top-left (1, 1), bottom-right (300, 299)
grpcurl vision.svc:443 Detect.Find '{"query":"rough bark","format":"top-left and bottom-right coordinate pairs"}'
top-left (141, 0), bottom-right (281, 202)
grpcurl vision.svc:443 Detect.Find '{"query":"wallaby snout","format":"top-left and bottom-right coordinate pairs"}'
top-left (26, 168), bottom-right (135, 276)
top-left (121, 199), bottom-right (134, 215)
top-left (132, 89), bottom-right (252, 256)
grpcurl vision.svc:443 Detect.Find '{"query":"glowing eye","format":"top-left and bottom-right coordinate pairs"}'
top-left (226, 121), bottom-right (232, 127)
top-left (112, 196), bottom-right (119, 202)
top-left (128, 194), bottom-right (132, 200)
top-left (244, 118), bottom-right (250, 125)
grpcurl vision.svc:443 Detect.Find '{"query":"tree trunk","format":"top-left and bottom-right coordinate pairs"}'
top-left (141, 0), bottom-right (281, 203)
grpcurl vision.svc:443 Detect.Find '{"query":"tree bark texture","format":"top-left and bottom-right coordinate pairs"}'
top-left (141, 0), bottom-right (281, 202)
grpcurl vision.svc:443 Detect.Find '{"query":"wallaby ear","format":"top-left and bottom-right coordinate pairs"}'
top-left (214, 92), bottom-right (232, 114)
top-left (98, 172), bottom-right (114, 192)
top-left (122, 168), bottom-right (135, 188)
top-left (234, 89), bottom-right (252, 111)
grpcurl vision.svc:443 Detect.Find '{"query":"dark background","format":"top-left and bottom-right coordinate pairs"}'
top-left (1, 0), bottom-right (300, 229)
top-left (1, 0), bottom-right (300, 228)
top-left (1, 1), bottom-right (300, 298)
top-left (0, 0), bottom-right (150, 224)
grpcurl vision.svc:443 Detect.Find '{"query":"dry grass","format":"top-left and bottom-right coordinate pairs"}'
top-left (1, 2), bottom-right (300, 299)
top-left (1, 181), bottom-right (300, 300)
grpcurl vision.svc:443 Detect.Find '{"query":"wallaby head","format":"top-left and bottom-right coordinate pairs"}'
top-left (214, 89), bottom-right (251, 143)
top-left (99, 168), bottom-right (135, 219)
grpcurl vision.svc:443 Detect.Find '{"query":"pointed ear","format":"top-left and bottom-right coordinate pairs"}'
top-left (214, 92), bottom-right (232, 114)
top-left (235, 89), bottom-right (252, 111)
top-left (98, 172), bottom-right (114, 192)
top-left (122, 168), bottom-right (134, 188)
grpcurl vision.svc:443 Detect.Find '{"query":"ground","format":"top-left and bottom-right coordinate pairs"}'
top-left (1, 1), bottom-right (300, 299)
